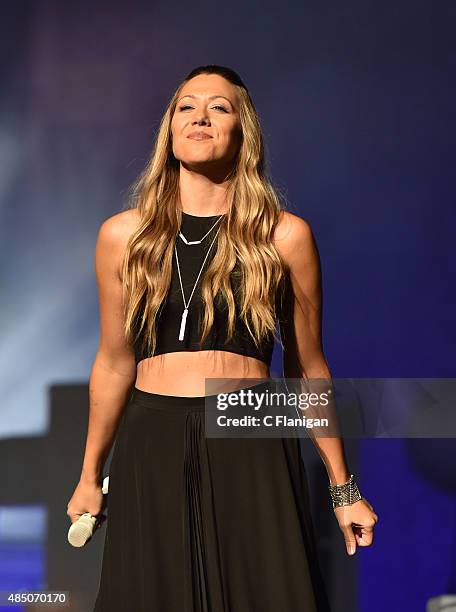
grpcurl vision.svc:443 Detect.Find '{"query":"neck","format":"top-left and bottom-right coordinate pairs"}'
top-left (178, 171), bottom-right (230, 216)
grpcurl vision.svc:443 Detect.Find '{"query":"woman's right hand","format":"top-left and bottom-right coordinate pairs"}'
top-left (67, 478), bottom-right (106, 529)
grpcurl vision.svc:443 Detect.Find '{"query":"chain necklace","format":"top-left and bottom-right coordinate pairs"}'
top-left (178, 215), bottom-right (224, 245)
top-left (174, 217), bottom-right (223, 341)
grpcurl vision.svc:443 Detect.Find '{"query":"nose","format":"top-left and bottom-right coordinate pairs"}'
top-left (192, 115), bottom-right (209, 126)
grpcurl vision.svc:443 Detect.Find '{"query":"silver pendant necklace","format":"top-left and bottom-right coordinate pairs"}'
top-left (178, 215), bottom-right (223, 245)
top-left (175, 217), bottom-right (223, 341)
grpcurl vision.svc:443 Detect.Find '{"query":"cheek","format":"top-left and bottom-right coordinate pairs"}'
top-left (170, 118), bottom-right (179, 135)
top-left (223, 127), bottom-right (242, 151)
top-left (171, 112), bottom-right (185, 131)
top-left (218, 125), bottom-right (239, 144)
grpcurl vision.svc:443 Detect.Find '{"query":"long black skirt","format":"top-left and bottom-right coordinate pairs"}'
top-left (93, 380), bottom-right (331, 611)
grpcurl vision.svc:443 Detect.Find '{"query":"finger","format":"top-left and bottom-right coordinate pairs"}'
top-left (365, 507), bottom-right (379, 523)
top-left (354, 525), bottom-right (374, 546)
top-left (341, 525), bottom-right (357, 556)
top-left (353, 513), bottom-right (378, 530)
top-left (67, 512), bottom-right (83, 524)
top-left (356, 532), bottom-right (374, 546)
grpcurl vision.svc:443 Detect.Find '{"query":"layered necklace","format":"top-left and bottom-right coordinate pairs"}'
top-left (174, 214), bottom-right (224, 341)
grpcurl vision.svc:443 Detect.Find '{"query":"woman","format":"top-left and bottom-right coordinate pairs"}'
top-left (67, 64), bottom-right (378, 612)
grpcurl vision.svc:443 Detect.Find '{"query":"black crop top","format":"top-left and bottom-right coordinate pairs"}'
top-left (133, 211), bottom-right (280, 367)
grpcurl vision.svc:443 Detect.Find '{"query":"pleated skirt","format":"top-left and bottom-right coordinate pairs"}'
top-left (93, 380), bottom-right (331, 612)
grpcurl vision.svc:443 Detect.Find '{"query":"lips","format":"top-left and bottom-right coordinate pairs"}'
top-left (187, 131), bottom-right (212, 140)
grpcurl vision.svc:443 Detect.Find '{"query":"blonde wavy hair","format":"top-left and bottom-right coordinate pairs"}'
top-left (121, 64), bottom-right (289, 360)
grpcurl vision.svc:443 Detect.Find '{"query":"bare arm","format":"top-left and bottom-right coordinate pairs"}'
top-left (67, 211), bottom-right (139, 523)
top-left (276, 213), bottom-right (350, 486)
top-left (275, 212), bottom-right (378, 555)
top-left (80, 213), bottom-right (137, 485)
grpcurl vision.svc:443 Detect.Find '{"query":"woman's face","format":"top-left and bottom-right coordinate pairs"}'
top-left (171, 74), bottom-right (242, 170)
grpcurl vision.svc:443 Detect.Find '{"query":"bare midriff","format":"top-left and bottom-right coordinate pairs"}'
top-left (134, 350), bottom-right (270, 397)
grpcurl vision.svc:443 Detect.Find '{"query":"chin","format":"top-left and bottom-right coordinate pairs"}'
top-left (181, 156), bottom-right (215, 166)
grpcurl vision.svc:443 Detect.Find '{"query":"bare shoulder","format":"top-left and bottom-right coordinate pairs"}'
top-left (98, 208), bottom-right (141, 245)
top-left (96, 208), bottom-right (142, 279)
top-left (273, 210), bottom-right (315, 268)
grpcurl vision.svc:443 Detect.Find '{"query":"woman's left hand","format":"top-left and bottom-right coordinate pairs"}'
top-left (333, 497), bottom-right (379, 556)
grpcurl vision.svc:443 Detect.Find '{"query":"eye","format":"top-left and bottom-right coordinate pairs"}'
top-left (178, 104), bottom-right (228, 112)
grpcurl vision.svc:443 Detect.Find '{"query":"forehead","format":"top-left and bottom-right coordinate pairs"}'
top-left (178, 74), bottom-right (238, 107)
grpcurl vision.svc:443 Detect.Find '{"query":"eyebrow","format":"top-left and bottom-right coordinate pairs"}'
top-left (177, 94), bottom-right (235, 109)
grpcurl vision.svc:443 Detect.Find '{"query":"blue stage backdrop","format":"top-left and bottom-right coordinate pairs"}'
top-left (1, 2), bottom-right (455, 611)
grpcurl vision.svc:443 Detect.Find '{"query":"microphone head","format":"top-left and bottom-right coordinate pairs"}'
top-left (67, 513), bottom-right (97, 547)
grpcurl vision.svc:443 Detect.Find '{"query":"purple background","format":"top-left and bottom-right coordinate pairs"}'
top-left (1, 1), bottom-right (455, 610)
